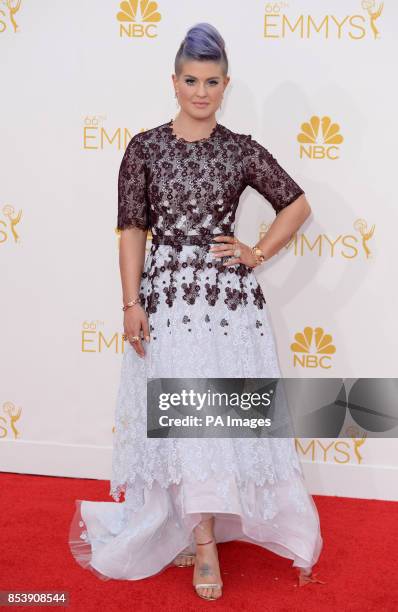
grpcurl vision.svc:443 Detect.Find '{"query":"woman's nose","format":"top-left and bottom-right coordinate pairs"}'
top-left (196, 83), bottom-right (207, 96)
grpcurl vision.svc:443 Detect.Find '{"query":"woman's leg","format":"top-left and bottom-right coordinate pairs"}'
top-left (192, 513), bottom-right (223, 600)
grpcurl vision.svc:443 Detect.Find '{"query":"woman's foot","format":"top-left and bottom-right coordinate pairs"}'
top-left (173, 548), bottom-right (195, 567)
top-left (297, 567), bottom-right (326, 586)
top-left (193, 539), bottom-right (223, 600)
top-left (192, 516), bottom-right (223, 600)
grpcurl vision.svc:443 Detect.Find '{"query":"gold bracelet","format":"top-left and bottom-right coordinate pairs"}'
top-left (122, 296), bottom-right (141, 311)
top-left (251, 245), bottom-right (266, 267)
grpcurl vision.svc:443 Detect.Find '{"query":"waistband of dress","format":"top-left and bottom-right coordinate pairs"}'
top-left (150, 234), bottom-right (234, 246)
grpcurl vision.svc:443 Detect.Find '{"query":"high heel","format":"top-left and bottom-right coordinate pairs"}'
top-left (193, 539), bottom-right (223, 601)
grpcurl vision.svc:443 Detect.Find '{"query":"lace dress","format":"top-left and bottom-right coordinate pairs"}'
top-left (68, 119), bottom-right (323, 580)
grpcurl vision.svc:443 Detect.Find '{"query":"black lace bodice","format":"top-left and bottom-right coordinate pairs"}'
top-left (117, 119), bottom-right (304, 238)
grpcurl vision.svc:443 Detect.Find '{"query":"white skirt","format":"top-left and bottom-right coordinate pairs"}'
top-left (68, 244), bottom-right (323, 580)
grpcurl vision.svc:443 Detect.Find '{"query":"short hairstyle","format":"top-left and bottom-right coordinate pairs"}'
top-left (174, 22), bottom-right (228, 77)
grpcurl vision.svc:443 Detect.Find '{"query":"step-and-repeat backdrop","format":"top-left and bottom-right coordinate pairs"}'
top-left (1, 1), bottom-right (397, 500)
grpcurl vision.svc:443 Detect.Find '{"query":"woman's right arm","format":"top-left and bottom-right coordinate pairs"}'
top-left (117, 134), bottom-right (151, 358)
top-left (119, 227), bottom-right (150, 358)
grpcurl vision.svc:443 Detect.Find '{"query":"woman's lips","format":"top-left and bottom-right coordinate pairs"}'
top-left (193, 102), bottom-right (209, 107)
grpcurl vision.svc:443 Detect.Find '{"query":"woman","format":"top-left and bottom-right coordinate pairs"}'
top-left (69, 22), bottom-right (323, 601)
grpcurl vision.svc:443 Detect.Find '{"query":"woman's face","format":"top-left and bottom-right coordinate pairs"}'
top-left (172, 60), bottom-right (229, 119)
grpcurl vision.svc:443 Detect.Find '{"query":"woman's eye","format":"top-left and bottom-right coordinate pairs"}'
top-left (209, 80), bottom-right (219, 86)
top-left (185, 79), bottom-right (195, 85)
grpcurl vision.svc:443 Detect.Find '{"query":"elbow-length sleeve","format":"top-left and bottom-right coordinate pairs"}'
top-left (241, 135), bottom-right (305, 215)
top-left (117, 134), bottom-right (150, 231)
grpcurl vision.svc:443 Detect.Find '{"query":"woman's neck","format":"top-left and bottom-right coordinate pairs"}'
top-left (171, 112), bottom-right (217, 141)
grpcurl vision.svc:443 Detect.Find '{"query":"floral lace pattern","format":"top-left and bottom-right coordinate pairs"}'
top-left (110, 297), bottom-right (311, 521)
top-left (117, 120), bottom-right (304, 316)
top-left (117, 119), bottom-right (304, 234)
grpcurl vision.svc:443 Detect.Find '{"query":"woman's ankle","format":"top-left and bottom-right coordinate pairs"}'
top-left (194, 515), bottom-right (215, 545)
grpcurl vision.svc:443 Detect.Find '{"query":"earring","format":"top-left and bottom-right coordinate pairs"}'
top-left (175, 90), bottom-right (179, 107)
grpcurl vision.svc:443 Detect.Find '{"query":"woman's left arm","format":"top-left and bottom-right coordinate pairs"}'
top-left (255, 192), bottom-right (311, 262)
top-left (211, 135), bottom-right (312, 267)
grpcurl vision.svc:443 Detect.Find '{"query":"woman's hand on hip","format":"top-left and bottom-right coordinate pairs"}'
top-left (209, 235), bottom-right (258, 268)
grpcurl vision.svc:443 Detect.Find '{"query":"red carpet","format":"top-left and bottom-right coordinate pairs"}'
top-left (0, 472), bottom-right (397, 611)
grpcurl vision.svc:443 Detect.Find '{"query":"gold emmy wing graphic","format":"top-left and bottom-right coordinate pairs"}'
top-left (0, 0), bottom-right (22, 33)
top-left (345, 426), bottom-right (367, 464)
top-left (0, 401), bottom-right (22, 439)
top-left (290, 327), bottom-right (336, 369)
top-left (354, 218), bottom-right (375, 259)
top-left (0, 205), bottom-right (22, 244)
top-left (362, 0), bottom-right (384, 38)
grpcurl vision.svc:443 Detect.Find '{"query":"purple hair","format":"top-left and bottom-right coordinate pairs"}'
top-left (175, 23), bottom-right (228, 76)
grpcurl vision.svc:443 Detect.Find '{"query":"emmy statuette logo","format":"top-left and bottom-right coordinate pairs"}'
top-left (0, 401), bottom-right (22, 439)
top-left (0, 204), bottom-right (23, 245)
top-left (0, 0), bottom-right (22, 34)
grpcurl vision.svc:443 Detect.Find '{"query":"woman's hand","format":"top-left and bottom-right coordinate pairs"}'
top-left (123, 304), bottom-right (150, 358)
top-left (209, 235), bottom-right (259, 268)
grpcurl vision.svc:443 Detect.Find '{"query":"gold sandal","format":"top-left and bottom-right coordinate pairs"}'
top-left (193, 539), bottom-right (223, 601)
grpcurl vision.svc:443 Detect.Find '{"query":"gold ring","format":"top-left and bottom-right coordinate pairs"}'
top-left (130, 336), bottom-right (140, 342)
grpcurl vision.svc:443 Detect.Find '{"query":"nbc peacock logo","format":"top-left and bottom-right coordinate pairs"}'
top-left (291, 326), bottom-right (336, 369)
top-left (297, 116), bottom-right (344, 160)
top-left (0, 0), bottom-right (22, 34)
top-left (116, 0), bottom-right (161, 38)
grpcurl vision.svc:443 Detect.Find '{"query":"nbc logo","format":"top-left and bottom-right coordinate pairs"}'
top-left (290, 326), bottom-right (336, 369)
top-left (297, 116), bottom-right (344, 160)
top-left (117, 0), bottom-right (161, 38)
